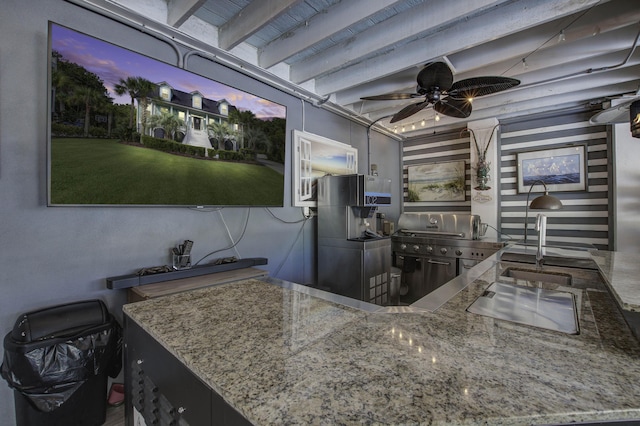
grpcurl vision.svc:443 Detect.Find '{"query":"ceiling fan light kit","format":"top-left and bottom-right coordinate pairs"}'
top-left (630, 100), bottom-right (640, 138)
top-left (588, 96), bottom-right (640, 138)
top-left (361, 62), bottom-right (520, 124)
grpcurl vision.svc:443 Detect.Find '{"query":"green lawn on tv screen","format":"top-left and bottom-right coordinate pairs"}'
top-left (50, 138), bottom-right (285, 206)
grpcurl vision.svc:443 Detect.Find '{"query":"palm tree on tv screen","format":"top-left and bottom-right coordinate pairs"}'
top-left (207, 121), bottom-right (237, 149)
top-left (114, 76), bottom-right (155, 132)
top-left (149, 110), bottom-right (185, 141)
top-left (68, 86), bottom-right (106, 138)
top-left (229, 109), bottom-right (257, 149)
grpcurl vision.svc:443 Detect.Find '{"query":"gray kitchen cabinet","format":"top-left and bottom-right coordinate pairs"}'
top-left (124, 315), bottom-right (252, 426)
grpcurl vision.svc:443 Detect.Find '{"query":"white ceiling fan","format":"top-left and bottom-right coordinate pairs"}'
top-left (589, 92), bottom-right (640, 125)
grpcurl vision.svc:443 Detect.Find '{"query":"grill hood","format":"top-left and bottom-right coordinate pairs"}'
top-left (396, 213), bottom-right (481, 240)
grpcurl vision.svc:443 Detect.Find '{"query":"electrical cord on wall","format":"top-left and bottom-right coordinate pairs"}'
top-left (264, 207), bottom-right (314, 280)
top-left (272, 216), bottom-right (311, 278)
top-left (192, 209), bottom-right (250, 266)
top-left (485, 223), bottom-right (514, 240)
top-left (192, 207), bottom-right (312, 278)
top-left (265, 207), bottom-right (308, 224)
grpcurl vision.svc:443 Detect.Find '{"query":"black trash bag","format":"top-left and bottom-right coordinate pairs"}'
top-left (1, 300), bottom-right (121, 413)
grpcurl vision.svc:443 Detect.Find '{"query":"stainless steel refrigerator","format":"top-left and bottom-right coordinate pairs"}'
top-left (317, 174), bottom-right (392, 305)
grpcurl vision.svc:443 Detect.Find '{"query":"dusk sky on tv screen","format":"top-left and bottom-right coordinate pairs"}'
top-left (50, 23), bottom-right (286, 120)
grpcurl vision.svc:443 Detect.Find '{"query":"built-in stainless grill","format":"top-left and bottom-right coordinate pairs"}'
top-left (392, 213), bottom-right (504, 304)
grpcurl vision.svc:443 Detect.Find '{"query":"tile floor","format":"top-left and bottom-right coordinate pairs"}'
top-left (104, 405), bottom-right (124, 426)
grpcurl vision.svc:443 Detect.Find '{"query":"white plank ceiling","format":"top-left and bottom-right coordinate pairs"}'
top-left (70, 0), bottom-right (640, 137)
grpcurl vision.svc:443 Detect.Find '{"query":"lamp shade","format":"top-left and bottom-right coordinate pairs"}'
top-left (523, 179), bottom-right (563, 242)
top-left (529, 193), bottom-right (563, 210)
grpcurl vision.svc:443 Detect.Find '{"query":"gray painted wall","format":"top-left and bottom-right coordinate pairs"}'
top-left (499, 107), bottom-right (611, 249)
top-left (0, 1), bottom-right (401, 422)
top-left (401, 108), bottom-right (613, 250)
top-left (402, 127), bottom-right (472, 213)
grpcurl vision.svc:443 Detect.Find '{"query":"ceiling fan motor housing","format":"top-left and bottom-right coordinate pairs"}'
top-left (428, 89), bottom-right (442, 103)
top-left (631, 100), bottom-right (640, 138)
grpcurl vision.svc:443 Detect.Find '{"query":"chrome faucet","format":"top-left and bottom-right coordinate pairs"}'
top-left (535, 213), bottom-right (547, 268)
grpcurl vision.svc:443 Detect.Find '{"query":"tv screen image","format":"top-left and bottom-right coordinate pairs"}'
top-left (48, 22), bottom-right (287, 207)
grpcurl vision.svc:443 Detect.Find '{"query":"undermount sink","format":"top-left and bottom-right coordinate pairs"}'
top-left (466, 282), bottom-right (579, 334)
top-left (501, 267), bottom-right (572, 286)
top-left (499, 249), bottom-right (598, 270)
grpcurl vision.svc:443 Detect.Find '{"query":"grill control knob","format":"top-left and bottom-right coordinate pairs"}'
top-left (400, 244), bottom-right (407, 250)
top-left (455, 249), bottom-right (463, 256)
top-left (426, 246), bottom-right (433, 254)
top-left (413, 245), bottom-right (420, 252)
top-left (440, 247), bottom-right (448, 255)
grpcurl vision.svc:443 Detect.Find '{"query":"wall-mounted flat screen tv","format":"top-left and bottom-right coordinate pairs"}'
top-left (48, 22), bottom-right (287, 207)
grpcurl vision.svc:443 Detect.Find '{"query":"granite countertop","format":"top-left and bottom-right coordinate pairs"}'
top-left (123, 253), bottom-right (640, 425)
top-left (590, 251), bottom-right (640, 312)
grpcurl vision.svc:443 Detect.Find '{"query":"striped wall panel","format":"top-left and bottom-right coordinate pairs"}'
top-left (498, 107), bottom-right (611, 250)
top-left (402, 127), bottom-right (472, 213)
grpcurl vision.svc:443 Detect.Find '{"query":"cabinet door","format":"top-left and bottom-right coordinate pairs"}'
top-left (125, 318), bottom-right (213, 425)
top-left (423, 257), bottom-right (456, 294)
top-left (125, 317), bottom-right (253, 426)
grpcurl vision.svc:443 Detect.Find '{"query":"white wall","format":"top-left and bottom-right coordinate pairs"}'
top-left (469, 118), bottom-right (500, 237)
top-left (0, 1), bottom-right (400, 422)
top-left (613, 120), bottom-right (640, 251)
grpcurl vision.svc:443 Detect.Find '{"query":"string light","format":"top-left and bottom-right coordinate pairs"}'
top-left (502, 2), bottom-right (597, 77)
top-left (558, 29), bottom-right (566, 42)
top-left (388, 112), bottom-right (444, 133)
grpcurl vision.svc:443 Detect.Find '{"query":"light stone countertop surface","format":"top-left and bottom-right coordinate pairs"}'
top-left (123, 255), bottom-right (640, 425)
top-left (590, 251), bottom-right (640, 312)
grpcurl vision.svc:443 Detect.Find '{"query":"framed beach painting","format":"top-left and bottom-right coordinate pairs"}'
top-left (292, 130), bottom-right (358, 207)
top-left (407, 160), bottom-right (466, 202)
top-left (517, 145), bottom-right (586, 193)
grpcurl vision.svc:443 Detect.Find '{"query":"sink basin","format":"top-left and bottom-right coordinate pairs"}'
top-left (499, 250), bottom-right (598, 270)
top-left (466, 282), bottom-right (579, 334)
top-left (501, 267), bottom-right (572, 286)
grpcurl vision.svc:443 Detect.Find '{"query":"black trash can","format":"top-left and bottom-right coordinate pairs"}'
top-left (1, 299), bottom-right (121, 426)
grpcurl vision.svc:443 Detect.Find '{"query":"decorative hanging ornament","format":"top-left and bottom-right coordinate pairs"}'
top-left (462, 124), bottom-right (500, 191)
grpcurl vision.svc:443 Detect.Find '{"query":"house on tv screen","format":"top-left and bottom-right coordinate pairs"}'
top-left (141, 81), bottom-right (241, 151)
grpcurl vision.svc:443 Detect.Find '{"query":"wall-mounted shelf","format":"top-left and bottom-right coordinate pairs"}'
top-left (106, 258), bottom-right (268, 290)
top-left (127, 267), bottom-right (269, 303)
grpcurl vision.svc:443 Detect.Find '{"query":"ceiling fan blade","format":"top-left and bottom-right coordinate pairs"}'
top-left (390, 102), bottom-right (429, 123)
top-left (589, 97), bottom-right (640, 124)
top-left (448, 76), bottom-right (520, 99)
top-left (434, 97), bottom-right (472, 118)
top-left (361, 93), bottom-right (419, 101)
top-left (416, 62), bottom-right (454, 92)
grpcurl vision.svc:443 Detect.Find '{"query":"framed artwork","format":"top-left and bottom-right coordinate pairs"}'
top-left (292, 130), bottom-right (358, 207)
top-left (407, 160), bottom-right (466, 202)
top-left (517, 145), bottom-right (587, 193)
